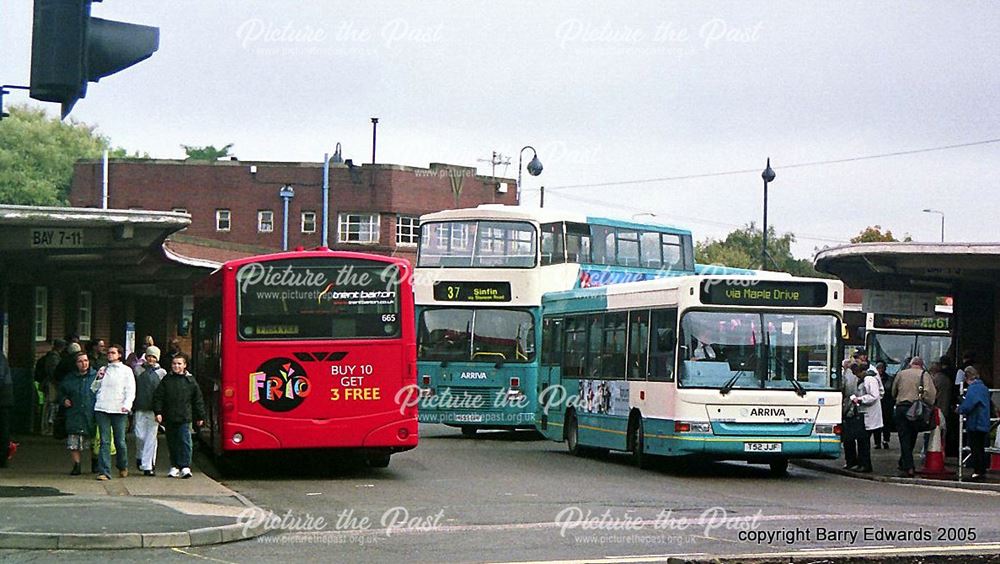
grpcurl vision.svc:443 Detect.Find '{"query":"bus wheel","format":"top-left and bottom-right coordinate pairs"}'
top-left (460, 426), bottom-right (478, 438)
top-left (632, 419), bottom-right (650, 469)
top-left (366, 451), bottom-right (391, 468)
top-left (769, 459), bottom-right (789, 476)
top-left (566, 412), bottom-right (583, 456)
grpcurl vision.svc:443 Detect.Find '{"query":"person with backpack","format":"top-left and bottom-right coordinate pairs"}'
top-left (152, 353), bottom-right (205, 479)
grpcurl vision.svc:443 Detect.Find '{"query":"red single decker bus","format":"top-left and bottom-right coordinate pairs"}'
top-left (193, 249), bottom-right (417, 468)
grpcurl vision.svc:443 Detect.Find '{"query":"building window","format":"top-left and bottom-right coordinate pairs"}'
top-left (396, 215), bottom-right (419, 246)
top-left (216, 209), bottom-right (231, 231)
top-left (301, 211), bottom-right (317, 234)
top-left (34, 287), bottom-right (47, 342)
top-left (258, 210), bottom-right (274, 233)
top-left (78, 290), bottom-right (93, 340)
top-left (338, 213), bottom-right (380, 244)
top-left (171, 208), bottom-right (188, 214)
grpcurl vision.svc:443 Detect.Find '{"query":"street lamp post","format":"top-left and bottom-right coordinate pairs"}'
top-left (761, 158), bottom-right (776, 269)
top-left (517, 146), bottom-right (543, 204)
top-left (922, 208), bottom-right (945, 242)
top-left (279, 184), bottom-right (295, 251)
top-left (321, 143), bottom-right (343, 248)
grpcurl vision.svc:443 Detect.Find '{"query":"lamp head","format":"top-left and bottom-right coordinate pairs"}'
top-left (761, 158), bottom-right (776, 183)
top-left (526, 155), bottom-right (543, 177)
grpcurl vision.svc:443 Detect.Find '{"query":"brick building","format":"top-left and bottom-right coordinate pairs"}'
top-left (69, 159), bottom-right (518, 263)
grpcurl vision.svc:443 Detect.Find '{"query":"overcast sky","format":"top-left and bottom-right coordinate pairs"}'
top-left (3, 2), bottom-right (999, 257)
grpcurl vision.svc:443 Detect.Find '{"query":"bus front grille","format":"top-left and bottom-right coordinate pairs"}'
top-left (440, 387), bottom-right (496, 410)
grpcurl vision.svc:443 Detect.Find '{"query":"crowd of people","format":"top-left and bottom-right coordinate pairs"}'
top-left (841, 349), bottom-right (995, 480)
top-left (8, 335), bottom-right (205, 480)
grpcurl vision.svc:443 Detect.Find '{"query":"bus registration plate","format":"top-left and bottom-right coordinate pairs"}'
top-left (455, 414), bottom-right (484, 423)
top-left (744, 442), bottom-right (782, 453)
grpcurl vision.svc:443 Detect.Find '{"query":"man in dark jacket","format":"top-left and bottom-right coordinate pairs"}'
top-left (0, 351), bottom-right (13, 468)
top-left (152, 353), bottom-right (205, 479)
top-left (35, 339), bottom-right (64, 435)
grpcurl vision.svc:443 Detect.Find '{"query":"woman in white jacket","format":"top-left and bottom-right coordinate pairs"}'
top-left (849, 368), bottom-right (884, 473)
top-left (92, 345), bottom-right (136, 481)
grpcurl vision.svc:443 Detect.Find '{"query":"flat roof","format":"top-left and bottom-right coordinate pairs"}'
top-left (814, 242), bottom-right (1000, 291)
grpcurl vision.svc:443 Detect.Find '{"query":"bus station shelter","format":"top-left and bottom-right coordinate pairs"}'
top-left (0, 205), bottom-right (212, 431)
top-left (814, 242), bottom-right (1000, 387)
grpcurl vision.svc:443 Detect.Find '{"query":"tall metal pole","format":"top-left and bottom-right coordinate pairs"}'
top-left (370, 117), bottom-right (379, 164)
top-left (922, 209), bottom-right (945, 242)
top-left (279, 185), bottom-right (294, 251)
top-left (761, 158), bottom-right (776, 269)
top-left (322, 153), bottom-right (330, 247)
top-left (539, 186), bottom-right (544, 208)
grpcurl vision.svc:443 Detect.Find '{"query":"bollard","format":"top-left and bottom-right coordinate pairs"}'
top-left (919, 412), bottom-right (953, 478)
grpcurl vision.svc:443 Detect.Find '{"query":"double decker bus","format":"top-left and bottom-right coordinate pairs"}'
top-left (414, 205), bottom-right (715, 436)
top-left (536, 274), bottom-right (844, 475)
top-left (865, 308), bottom-right (952, 374)
top-left (193, 249), bottom-right (417, 468)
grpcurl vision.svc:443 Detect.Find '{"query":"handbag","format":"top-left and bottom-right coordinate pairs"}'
top-left (905, 371), bottom-right (936, 432)
top-left (843, 403), bottom-right (866, 437)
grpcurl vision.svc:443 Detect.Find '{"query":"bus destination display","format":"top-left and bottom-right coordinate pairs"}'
top-left (433, 281), bottom-right (511, 302)
top-left (872, 314), bottom-right (950, 331)
top-left (700, 280), bottom-right (828, 307)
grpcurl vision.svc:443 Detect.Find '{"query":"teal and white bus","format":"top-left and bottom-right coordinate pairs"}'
top-left (414, 205), bottom-right (725, 436)
top-left (865, 309), bottom-right (951, 375)
top-left (536, 274), bottom-right (844, 475)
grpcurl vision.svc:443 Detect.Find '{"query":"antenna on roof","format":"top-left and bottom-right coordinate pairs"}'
top-left (477, 151), bottom-right (511, 180)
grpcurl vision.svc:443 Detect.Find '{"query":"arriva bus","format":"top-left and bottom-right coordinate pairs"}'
top-left (536, 274), bottom-right (844, 475)
top-left (865, 308), bottom-right (952, 374)
top-left (414, 205), bottom-right (728, 436)
top-left (193, 249), bottom-right (417, 468)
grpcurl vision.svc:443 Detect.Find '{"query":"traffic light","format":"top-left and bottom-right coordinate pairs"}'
top-left (30, 0), bottom-right (159, 118)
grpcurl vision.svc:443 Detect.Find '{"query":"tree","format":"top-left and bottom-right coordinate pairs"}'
top-left (182, 143), bottom-right (234, 161)
top-left (850, 225), bottom-right (912, 243)
top-left (0, 105), bottom-right (113, 206)
top-left (696, 223), bottom-right (826, 277)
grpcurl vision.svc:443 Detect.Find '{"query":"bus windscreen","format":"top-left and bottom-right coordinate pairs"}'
top-left (236, 259), bottom-right (401, 340)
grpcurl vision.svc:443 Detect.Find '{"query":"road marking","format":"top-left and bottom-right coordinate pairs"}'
top-left (170, 547), bottom-right (240, 564)
top-left (491, 543), bottom-right (1000, 564)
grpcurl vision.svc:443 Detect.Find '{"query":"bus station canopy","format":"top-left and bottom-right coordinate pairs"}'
top-left (814, 242), bottom-right (1000, 293)
top-left (0, 205), bottom-right (201, 293)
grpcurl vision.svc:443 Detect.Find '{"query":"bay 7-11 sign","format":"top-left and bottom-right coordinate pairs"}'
top-left (31, 228), bottom-right (84, 248)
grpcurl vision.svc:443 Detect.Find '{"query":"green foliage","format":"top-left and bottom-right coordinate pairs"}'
top-left (0, 105), bottom-right (111, 206)
top-left (696, 223), bottom-right (826, 277)
top-left (850, 225), bottom-right (912, 243)
top-left (182, 143), bottom-right (234, 161)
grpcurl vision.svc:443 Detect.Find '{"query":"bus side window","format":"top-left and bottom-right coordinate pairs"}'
top-left (601, 312), bottom-right (627, 379)
top-left (587, 314), bottom-right (603, 377)
top-left (540, 223), bottom-right (565, 266)
top-left (562, 316), bottom-right (587, 378)
top-left (628, 310), bottom-right (650, 380)
top-left (649, 308), bottom-right (677, 381)
top-left (565, 223), bottom-right (590, 263)
top-left (542, 317), bottom-right (563, 365)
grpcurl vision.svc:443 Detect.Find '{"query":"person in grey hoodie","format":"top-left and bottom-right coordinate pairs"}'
top-left (133, 346), bottom-right (166, 476)
top-left (93, 344), bottom-right (136, 481)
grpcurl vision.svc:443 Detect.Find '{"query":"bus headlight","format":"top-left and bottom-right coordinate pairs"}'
top-left (231, 433), bottom-right (244, 445)
top-left (674, 421), bottom-right (711, 433)
top-left (506, 388), bottom-right (524, 400)
top-left (815, 423), bottom-right (838, 435)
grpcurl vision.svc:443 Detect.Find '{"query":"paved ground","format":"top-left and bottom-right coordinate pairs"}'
top-left (0, 434), bottom-right (263, 549)
top-left (2, 424), bottom-right (996, 562)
